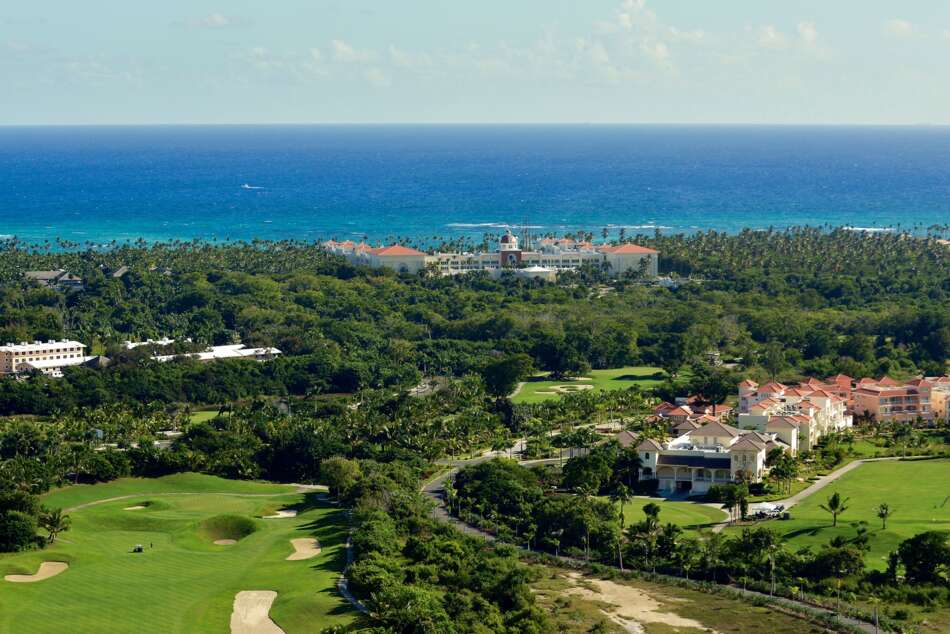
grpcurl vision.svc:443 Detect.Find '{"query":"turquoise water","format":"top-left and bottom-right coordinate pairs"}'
top-left (1, 125), bottom-right (949, 244)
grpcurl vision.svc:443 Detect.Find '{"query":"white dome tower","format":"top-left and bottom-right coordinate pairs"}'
top-left (499, 229), bottom-right (522, 267)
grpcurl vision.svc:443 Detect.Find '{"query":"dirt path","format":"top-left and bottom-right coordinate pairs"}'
top-left (230, 591), bottom-right (285, 634)
top-left (564, 572), bottom-right (718, 634)
top-left (4, 562), bottom-right (69, 583)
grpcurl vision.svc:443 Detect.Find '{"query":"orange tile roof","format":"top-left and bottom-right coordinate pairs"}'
top-left (599, 243), bottom-right (659, 255)
top-left (374, 245), bottom-right (427, 257)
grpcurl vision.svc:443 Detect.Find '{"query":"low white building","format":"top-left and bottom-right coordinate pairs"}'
top-left (0, 339), bottom-right (93, 378)
top-left (151, 343), bottom-right (282, 363)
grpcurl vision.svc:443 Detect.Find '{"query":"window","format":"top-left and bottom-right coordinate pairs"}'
top-left (643, 452), bottom-right (650, 459)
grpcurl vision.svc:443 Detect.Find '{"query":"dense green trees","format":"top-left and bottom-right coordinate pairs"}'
top-left (0, 228), bottom-right (946, 416)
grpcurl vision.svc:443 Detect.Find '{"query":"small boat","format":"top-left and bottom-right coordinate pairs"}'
top-left (241, 183), bottom-right (263, 190)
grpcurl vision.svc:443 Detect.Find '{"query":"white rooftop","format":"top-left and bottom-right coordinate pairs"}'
top-left (0, 340), bottom-right (86, 353)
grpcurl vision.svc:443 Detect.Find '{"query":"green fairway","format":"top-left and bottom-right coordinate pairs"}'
top-left (616, 497), bottom-right (727, 533)
top-left (512, 366), bottom-right (666, 404)
top-left (189, 410), bottom-right (221, 424)
top-left (772, 459), bottom-right (950, 569)
top-left (0, 473), bottom-right (352, 634)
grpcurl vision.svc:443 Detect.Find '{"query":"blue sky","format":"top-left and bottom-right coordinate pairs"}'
top-left (2, 1), bottom-right (949, 124)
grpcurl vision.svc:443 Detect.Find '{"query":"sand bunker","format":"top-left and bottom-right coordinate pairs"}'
top-left (564, 573), bottom-right (716, 634)
top-left (549, 384), bottom-right (594, 394)
top-left (215, 539), bottom-right (238, 546)
top-left (123, 505), bottom-right (146, 511)
top-left (262, 510), bottom-right (297, 519)
top-left (285, 538), bottom-right (321, 561)
top-left (4, 562), bottom-right (69, 583)
top-left (230, 591), bottom-right (285, 634)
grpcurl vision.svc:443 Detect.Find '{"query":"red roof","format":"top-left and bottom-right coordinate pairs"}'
top-left (738, 379), bottom-right (758, 388)
top-left (373, 245), bottom-right (427, 257)
top-left (600, 243), bottom-right (659, 255)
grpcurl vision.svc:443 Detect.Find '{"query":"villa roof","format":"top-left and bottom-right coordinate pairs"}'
top-left (827, 374), bottom-right (853, 386)
top-left (673, 420), bottom-right (702, 432)
top-left (730, 435), bottom-right (767, 452)
top-left (691, 420), bottom-right (740, 438)
top-left (738, 379), bottom-right (758, 388)
top-left (616, 430), bottom-right (639, 448)
top-left (374, 245), bottom-right (427, 257)
top-left (766, 416), bottom-right (801, 429)
top-left (784, 387), bottom-right (813, 397)
top-left (637, 438), bottom-right (664, 452)
top-left (757, 381), bottom-right (787, 393)
top-left (664, 406), bottom-right (694, 417)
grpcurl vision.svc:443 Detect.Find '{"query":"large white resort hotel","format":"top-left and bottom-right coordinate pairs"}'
top-left (323, 230), bottom-right (659, 280)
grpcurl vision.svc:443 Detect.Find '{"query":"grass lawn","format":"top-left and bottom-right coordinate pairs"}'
top-left (760, 459), bottom-right (950, 569)
top-left (0, 473), bottom-right (352, 634)
top-left (189, 410), bottom-right (221, 424)
top-left (512, 366), bottom-right (666, 404)
top-left (616, 497), bottom-right (727, 533)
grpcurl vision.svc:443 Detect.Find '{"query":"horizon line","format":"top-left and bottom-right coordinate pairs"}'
top-left (1, 121), bottom-right (949, 129)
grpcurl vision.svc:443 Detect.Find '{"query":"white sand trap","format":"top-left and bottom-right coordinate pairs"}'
top-left (285, 538), bottom-right (321, 561)
top-left (215, 539), bottom-right (238, 546)
top-left (230, 591), bottom-right (285, 634)
top-left (262, 510), bottom-right (297, 519)
top-left (550, 384), bottom-right (594, 394)
top-left (564, 573), bottom-right (717, 634)
top-left (123, 505), bottom-right (146, 511)
top-left (4, 562), bottom-right (69, 583)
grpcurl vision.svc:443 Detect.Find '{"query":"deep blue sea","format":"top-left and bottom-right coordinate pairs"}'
top-left (1, 125), bottom-right (949, 245)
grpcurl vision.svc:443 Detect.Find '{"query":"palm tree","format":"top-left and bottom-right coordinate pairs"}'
top-left (39, 507), bottom-right (71, 544)
top-left (820, 492), bottom-right (850, 527)
top-left (876, 503), bottom-right (892, 530)
top-left (611, 484), bottom-right (631, 571)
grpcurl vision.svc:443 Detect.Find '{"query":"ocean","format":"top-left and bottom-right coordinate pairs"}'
top-left (1, 125), bottom-right (949, 245)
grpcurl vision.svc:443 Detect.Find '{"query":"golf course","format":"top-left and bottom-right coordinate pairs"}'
top-left (0, 473), bottom-right (354, 634)
top-left (512, 366), bottom-right (667, 404)
top-left (775, 458), bottom-right (950, 569)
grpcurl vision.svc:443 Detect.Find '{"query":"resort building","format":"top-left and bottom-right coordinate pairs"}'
top-left (851, 377), bottom-right (935, 423)
top-left (23, 269), bottom-right (85, 291)
top-left (0, 340), bottom-right (93, 377)
top-left (737, 379), bottom-right (852, 451)
top-left (323, 230), bottom-right (659, 280)
top-left (149, 343), bottom-right (282, 363)
top-left (635, 420), bottom-right (790, 495)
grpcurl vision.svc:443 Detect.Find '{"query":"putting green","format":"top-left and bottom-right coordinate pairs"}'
top-left (758, 459), bottom-right (950, 569)
top-left (512, 366), bottom-right (666, 404)
top-left (0, 473), bottom-right (353, 634)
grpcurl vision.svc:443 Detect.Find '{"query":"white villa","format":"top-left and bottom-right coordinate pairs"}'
top-left (323, 230), bottom-right (659, 280)
top-left (636, 420), bottom-right (790, 495)
top-left (0, 340), bottom-right (94, 377)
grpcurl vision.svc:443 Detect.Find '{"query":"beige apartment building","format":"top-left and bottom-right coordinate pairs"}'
top-left (0, 340), bottom-right (88, 377)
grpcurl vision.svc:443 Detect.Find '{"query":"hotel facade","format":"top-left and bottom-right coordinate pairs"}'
top-left (0, 340), bottom-right (91, 377)
top-left (323, 230), bottom-right (659, 280)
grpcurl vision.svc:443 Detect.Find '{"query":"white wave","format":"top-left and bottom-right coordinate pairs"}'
top-left (605, 224), bottom-right (673, 230)
top-left (843, 226), bottom-right (895, 233)
top-left (446, 222), bottom-right (544, 229)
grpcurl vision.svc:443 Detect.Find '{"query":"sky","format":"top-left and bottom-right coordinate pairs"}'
top-left (2, 0), bottom-right (950, 125)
